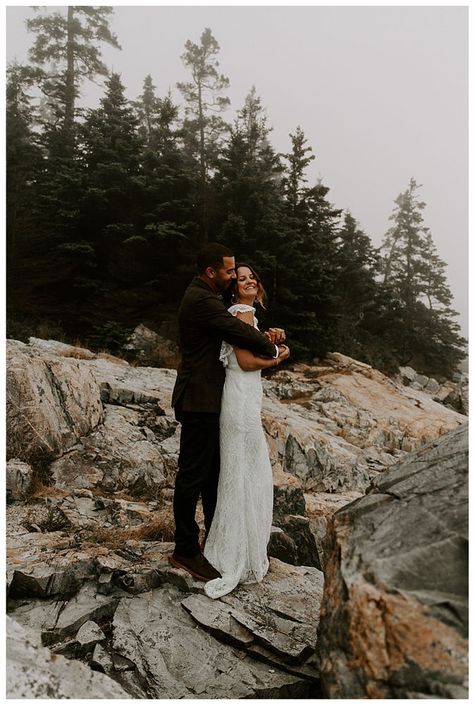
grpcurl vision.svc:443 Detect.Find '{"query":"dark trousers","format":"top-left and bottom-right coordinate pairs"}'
top-left (173, 406), bottom-right (220, 556)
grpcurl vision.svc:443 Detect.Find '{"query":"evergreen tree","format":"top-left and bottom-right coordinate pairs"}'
top-left (280, 127), bottom-right (342, 356)
top-left (13, 6), bottom-right (121, 334)
top-left (331, 211), bottom-right (393, 364)
top-left (134, 75), bottom-right (196, 298)
top-left (212, 88), bottom-right (286, 310)
top-left (79, 72), bottom-right (145, 278)
top-left (283, 125), bottom-right (314, 216)
top-left (6, 64), bottom-right (42, 264)
top-left (380, 179), bottom-right (465, 376)
top-left (213, 87), bottom-right (284, 254)
top-left (27, 5), bottom-right (120, 144)
top-left (177, 27), bottom-right (230, 243)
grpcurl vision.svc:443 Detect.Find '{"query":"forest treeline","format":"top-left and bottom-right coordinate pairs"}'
top-left (6, 7), bottom-right (466, 377)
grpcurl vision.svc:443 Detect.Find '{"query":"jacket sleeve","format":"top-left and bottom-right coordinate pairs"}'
top-left (195, 292), bottom-right (277, 358)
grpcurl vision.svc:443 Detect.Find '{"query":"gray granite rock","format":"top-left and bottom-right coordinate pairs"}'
top-left (272, 468), bottom-right (306, 520)
top-left (75, 619), bottom-right (106, 646)
top-left (7, 616), bottom-right (131, 699)
top-left (6, 459), bottom-right (34, 501)
top-left (270, 515), bottom-right (321, 569)
top-left (50, 404), bottom-right (170, 497)
top-left (110, 567), bottom-right (321, 699)
top-left (6, 340), bottom-right (103, 467)
top-left (10, 582), bottom-right (119, 646)
top-left (318, 424), bottom-right (468, 699)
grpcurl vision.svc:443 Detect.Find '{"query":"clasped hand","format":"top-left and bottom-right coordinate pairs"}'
top-left (264, 327), bottom-right (286, 344)
top-left (276, 344), bottom-right (290, 362)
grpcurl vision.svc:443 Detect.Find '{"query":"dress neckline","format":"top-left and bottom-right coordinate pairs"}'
top-left (227, 303), bottom-right (256, 314)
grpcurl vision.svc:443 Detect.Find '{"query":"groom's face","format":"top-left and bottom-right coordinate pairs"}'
top-left (212, 256), bottom-right (237, 293)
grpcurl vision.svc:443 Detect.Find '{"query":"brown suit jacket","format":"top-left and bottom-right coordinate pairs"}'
top-left (172, 277), bottom-right (277, 413)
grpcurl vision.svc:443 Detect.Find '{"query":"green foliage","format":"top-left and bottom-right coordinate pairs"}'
top-left (379, 179), bottom-right (466, 377)
top-left (88, 320), bottom-right (132, 354)
top-left (27, 6), bottom-right (120, 133)
top-left (178, 27), bottom-right (230, 242)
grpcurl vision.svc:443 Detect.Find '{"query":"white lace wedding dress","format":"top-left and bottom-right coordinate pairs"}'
top-left (203, 304), bottom-right (274, 599)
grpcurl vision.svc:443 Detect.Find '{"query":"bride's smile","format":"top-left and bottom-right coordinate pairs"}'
top-left (236, 267), bottom-right (260, 304)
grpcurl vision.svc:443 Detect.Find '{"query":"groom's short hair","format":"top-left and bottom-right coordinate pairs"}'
top-left (197, 242), bottom-right (234, 273)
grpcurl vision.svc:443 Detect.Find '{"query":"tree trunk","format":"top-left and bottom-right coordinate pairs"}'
top-left (197, 82), bottom-right (207, 244)
top-left (64, 6), bottom-right (75, 141)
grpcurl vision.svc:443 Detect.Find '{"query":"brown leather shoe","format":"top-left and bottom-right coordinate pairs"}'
top-left (169, 552), bottom-right (221, 582)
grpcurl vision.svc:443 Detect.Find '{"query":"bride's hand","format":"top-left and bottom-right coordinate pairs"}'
top-left (265, 327), bottom-right (286, 344)
top-left (276, 344), bottom-right (290, 363)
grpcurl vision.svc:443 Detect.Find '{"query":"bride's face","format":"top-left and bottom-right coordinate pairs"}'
top-left (236, 266), bottom-right (259, 302)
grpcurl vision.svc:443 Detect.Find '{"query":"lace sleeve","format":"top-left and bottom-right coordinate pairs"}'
top-left (219, 304), bottom-right (258, 366)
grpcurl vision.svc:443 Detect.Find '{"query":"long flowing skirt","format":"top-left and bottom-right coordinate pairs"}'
top-left (203, 365), bottom-right (273, 599)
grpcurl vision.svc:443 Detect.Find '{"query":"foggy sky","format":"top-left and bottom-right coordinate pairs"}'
top-left (6, 5), bottom-right (468, 336)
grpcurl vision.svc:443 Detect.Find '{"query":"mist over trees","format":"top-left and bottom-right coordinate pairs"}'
top-left (6, 10), bottom-right (466, 378)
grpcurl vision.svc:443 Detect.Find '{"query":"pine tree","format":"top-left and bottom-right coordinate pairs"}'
top-left (177, 27), bottom-right (230, 243)
top-left (27, 5), bottom-right (120, 144)
top-left (79, 72), bottom-right (145, 275)
top-left (134, 75), bottom-right (196, 299)
top-left (331, 211), bottom-right (387, 362)
top-left (380, 179), bottom-right (466, 376)
top-left (213, 87), bottom-right (284, 253)
top-left (283, 126), bottom-right (315, 216)
top-left (6, 64), bottom-right (43, 264)
top-left (280, 127), bottom-right (342, 356)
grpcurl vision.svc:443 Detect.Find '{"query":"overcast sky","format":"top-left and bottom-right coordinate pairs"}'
top-left (6, 4), bottom-right (468, 335)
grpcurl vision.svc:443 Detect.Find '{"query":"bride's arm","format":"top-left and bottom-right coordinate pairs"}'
top-left (234, 347), bottom-right (286, 371)
top-left (233, 311), bottom-right (288, 371)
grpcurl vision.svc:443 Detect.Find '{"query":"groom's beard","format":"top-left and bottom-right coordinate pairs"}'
top-left (215, 279), bottom-right (233, 294)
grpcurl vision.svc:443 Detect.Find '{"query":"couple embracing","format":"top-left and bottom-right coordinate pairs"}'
top-left (170, 242), bottom-right (290, 599)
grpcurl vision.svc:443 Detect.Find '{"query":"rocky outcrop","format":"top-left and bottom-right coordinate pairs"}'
top-left (7, 339), bottom-right (464, 499)
top-left (317, 424), bottom-right (468, 699)
top-left (49, 404), bottom-right (173, 497)
top-left (7, 459), bottom-right (34, 502)
top-left (269, 515), bottom-right (321, 569)
top-left (6, 340), bottom-right (103, 467)
top-left (8, 560), bottom-right (323, 699)
top-left (6, 337), bottom-right (468, 699)
top-left (263, 353), bottom-right (465, 493)
top-left (7, 615), bottom-right (130, 698)
top-left (108, 562), bottom-right (322, 698)
top-left (399, 364), bottom-right (468, 416)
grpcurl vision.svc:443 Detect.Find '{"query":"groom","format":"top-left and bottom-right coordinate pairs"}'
top-left (170, 242), bottom-right (286, 581)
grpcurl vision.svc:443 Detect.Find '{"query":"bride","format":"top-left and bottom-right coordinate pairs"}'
top-left (203, 263), bottom-right (290, 599)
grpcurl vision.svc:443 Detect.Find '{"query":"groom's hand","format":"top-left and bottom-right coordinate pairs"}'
top-left (264, 327), bottom-right (286, 344)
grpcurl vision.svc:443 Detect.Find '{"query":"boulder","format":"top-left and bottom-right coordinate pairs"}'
top-left (6, 340), bottom-right (103, 467)
top-left (435, 381), bottom-right (468, 415)
top-left (7, 459), bottom-right (34, 501)
top-left (6, 616), bottom-right (130, 698)
top-left (399, 366), bottom-right (417, 385)
top-left (50, 404), bottom-right (172, 497)
top-left (7, 528), bottom-right (97, 599)
top-left (52, 620), bottom-right (107, 658)
top-left (317, 424), bottom-right (468, 699)
top-left (123, 323), bottom-right (179, 368)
